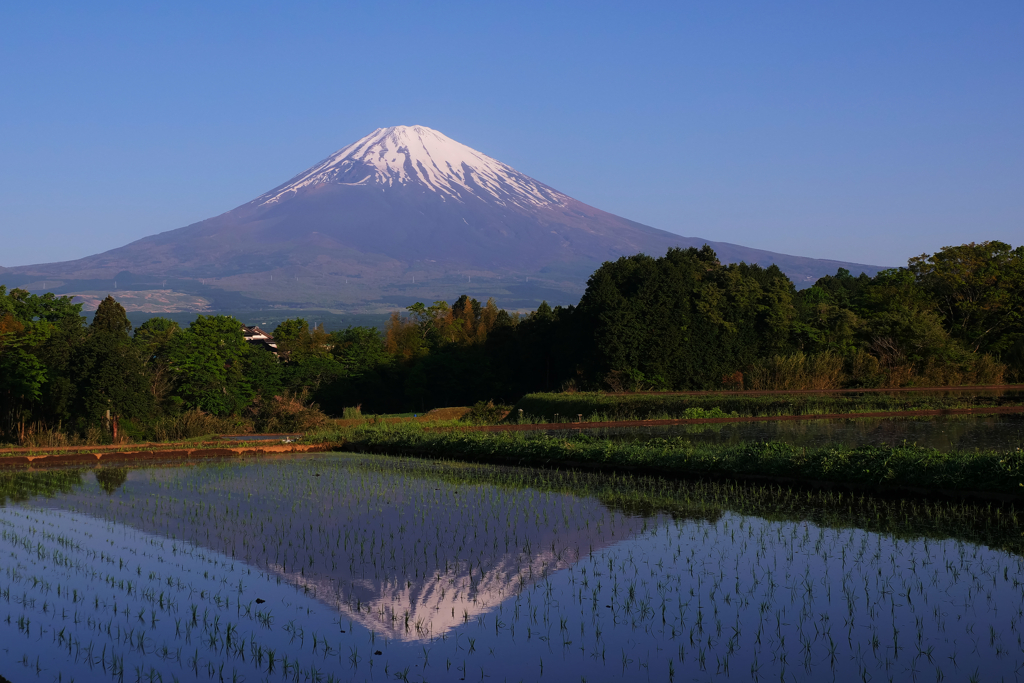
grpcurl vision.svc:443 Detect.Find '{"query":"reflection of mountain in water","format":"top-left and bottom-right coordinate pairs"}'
top-left (266, 494), bottom-right (641, 641)
top-left (47, 457), bottom-right (651, 641)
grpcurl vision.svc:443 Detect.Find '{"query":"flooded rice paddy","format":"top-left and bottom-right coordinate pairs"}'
top-left (587, 413), bottom-right (1024, 453)
top-left (1, 454), bottom-right (1023, 682)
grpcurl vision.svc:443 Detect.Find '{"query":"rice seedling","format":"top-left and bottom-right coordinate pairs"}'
top-left (330, 419), bottom-right (1024, 496)
top-left (579, 411), bottom-right (1024, 454)
top-left (0, 452), bottom-right (1021, 680)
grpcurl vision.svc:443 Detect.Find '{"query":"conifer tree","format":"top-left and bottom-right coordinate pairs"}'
top-left (91, 295), bottom-right (132, 336)
top-left (74, 296), bottom-right (153, 433)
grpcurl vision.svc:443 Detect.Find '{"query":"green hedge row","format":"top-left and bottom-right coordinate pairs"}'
top-left (340, 426), bottom-right (1024, 497)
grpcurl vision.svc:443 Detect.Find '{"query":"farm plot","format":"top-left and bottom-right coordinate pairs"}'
top-left (0, 455), bottom-right (1023, 681)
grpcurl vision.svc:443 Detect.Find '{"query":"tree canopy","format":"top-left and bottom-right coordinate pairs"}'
top-left (1, 240), bottom-right (1020, 444)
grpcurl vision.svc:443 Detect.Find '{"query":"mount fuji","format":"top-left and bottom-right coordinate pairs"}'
top-left (1, 125), bottom-right (886, 312)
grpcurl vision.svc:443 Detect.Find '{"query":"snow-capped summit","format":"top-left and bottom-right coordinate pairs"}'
top-left (256, 125), bottom-right (568, 210)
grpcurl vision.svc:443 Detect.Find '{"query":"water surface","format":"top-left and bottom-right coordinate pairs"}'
top-left (1, 455), bottom-right (1022, 681)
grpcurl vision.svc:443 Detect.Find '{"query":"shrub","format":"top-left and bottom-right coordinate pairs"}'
top-left (463, 400), bottom-right (512, 425)
top-left (745, 352), bottom-right (845, 391)
top-left (149, 409), bottom-right (244, 441)
top-left (247, 390), bottom-right (329, 433)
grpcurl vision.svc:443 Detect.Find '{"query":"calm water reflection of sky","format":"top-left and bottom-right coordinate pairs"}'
top-left (1, 455), bottom-right (1022, 681)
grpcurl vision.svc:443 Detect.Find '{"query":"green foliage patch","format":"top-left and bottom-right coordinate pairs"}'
top-left (334, 422), bottom-right (1024, 497)
top-left (3, 240), bottom-right (1022, 445)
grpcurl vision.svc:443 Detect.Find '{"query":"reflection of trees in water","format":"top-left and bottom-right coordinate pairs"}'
top-left (0, 470), bottom-right (83, 505)
top-left (94, 467), bottom-right (128, 494)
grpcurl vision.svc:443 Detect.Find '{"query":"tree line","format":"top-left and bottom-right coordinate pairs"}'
top-left (1, 240), bottom-right (1021, 444)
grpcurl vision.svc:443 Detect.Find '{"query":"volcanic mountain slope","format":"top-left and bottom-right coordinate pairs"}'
top-left (1, 126), bottom-right (887, 311)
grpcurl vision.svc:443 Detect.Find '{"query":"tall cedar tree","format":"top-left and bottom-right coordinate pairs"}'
top-left (73, 296), bottom-right (154, 428)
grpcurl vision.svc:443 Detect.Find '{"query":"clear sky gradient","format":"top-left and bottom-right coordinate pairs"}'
top-left (1, 1), bottom-right (1021, 268)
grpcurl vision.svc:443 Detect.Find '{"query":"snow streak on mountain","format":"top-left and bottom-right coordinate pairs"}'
top-left (256, 126), bottom-right (568, 211)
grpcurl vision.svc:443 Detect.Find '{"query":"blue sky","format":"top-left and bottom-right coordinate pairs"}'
top-left (1, 1), bottom-right (1021, 268)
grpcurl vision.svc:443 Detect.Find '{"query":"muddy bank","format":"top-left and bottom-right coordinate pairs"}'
top-left (0, 442), bottom-right (332, 468)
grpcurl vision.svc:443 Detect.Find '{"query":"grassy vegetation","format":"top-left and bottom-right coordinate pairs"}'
top-left (3, 401), bottom-right (325, 450)
top-left (312, 421), bottom-right (1024, 497)
top-left (513, 389), bottom-right (1024, 422)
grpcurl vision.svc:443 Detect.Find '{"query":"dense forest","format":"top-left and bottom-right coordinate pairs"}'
top-left (1, 240), bottom-right (1021, 444)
